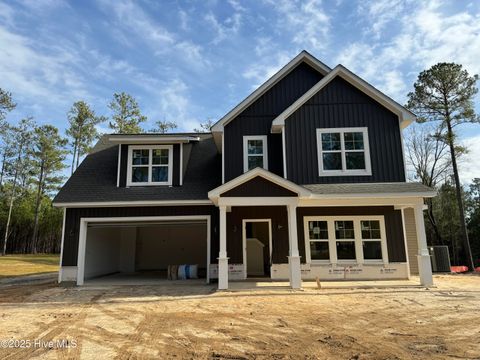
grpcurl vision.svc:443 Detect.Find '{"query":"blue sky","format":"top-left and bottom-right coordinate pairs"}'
top-left (1, 0), bottom-right (480, 180)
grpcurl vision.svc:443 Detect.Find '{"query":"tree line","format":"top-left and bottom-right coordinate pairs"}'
top-left (0, 91), bottom-right (213, 255)
top-left (0, 62), bottom-right (479, 270)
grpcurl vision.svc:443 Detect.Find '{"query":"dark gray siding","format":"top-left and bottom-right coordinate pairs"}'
top-left (221, 176), bottom-right (297, 197)
top-left (119, 144), bottom-right (128, 187)
top-left (62, 206), bottom-right (219, 266)
top-left (285, 77), bottom-right (406, 184)
top-left (224, 62), bottom-right (324, 182)
top-left (296, 206), bottom-right (406, 263)
top-left (172, 144), bottom-right (180, 186)
top-left (226, 206), bottom-right (289, 264)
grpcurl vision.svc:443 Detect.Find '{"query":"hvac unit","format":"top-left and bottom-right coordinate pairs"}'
top-left (428, 246), bottom-right (451, 272)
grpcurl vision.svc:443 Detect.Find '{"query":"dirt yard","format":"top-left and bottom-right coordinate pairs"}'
top-left (0, 275), bottom-right (479, 359)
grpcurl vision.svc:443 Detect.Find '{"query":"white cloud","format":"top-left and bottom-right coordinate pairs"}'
top-left (266, 0), bottom-right (330, 51)
top-left (204, 11), bottom-right (242, 44)
top-left (178, 9), bottom-right (189, 31)
top-left (0, 26), bottom-right (90, 106)
top-left (242, 51), bottom-right (293, 89)
top-left (460, 135), bottom-right (480, 182)
top-left (100, 0), bottom-right (210, 70)
top-left (357, 0), bottom-right (413, 39)
top-left (336, 1), bottom-right (480, 103)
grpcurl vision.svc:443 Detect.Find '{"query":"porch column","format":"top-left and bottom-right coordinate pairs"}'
top-left (287, 204), bottom-right (301, 289)
top-left (218, 205), bottom-right (229, 290)
top-left (414, 203), bottom-right (433, 287)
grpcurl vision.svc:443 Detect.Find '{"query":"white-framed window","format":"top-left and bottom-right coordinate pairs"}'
top-left (316, 127), bottom-right (371, 176)
top-left (126, 145), bottom-right (173, 186)
top-left (243, 135), bottom-right (268, 172)
top-left (304, 216), bottom-right (388, 264)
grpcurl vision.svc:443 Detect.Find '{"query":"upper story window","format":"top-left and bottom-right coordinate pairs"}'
top-left (127, 145), bottom-right (173, 186)
top-left (243, 135), bottom-right (268, 172)
top-left (316, 127), bottom-right (371, 176)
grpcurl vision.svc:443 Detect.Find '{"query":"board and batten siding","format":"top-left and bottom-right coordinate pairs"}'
top-left (296, 206), bottom-right (407, 263)
top-left (224, 62), bottom-right (324, 182)
top-left (404, 207), bottom-right (419, 275)
top-left (221, 176), bottom-right (297, 197)
top-left (226, 206), bottom-right (290, 264)
top-left (118, 143), bottom-right (181, 187)
top-left (62, 206), bottom-right (219, 267)
top-left (285, 77), bottom-right (406, 184)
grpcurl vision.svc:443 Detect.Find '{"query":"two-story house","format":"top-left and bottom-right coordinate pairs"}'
top-left (53, 51), bottom-right (435, 289)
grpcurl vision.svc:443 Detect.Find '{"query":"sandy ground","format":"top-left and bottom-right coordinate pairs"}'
top-left (0, 275), bottom-right (479, 359)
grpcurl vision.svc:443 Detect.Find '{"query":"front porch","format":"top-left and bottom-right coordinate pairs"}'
top-left (208, 168), bottom-right (437, 290)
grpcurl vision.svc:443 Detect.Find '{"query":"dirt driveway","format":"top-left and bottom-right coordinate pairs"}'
top-left (0, 275), bottom-right (479, 359)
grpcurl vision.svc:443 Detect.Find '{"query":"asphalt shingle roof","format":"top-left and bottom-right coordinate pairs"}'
top-left (53, 133), bottom-right (221, 204)
top-left (303, 182), bottom-right (435, 196)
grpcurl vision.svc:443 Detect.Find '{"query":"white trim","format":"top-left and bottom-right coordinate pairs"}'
top-left (243, 135), bottom-right (268, 173)
top-left (218, 197), bottom-right (299, 207)
top-left (400, 208), bottom-right (411, 279)
top-left (58, 208), bottom-right (67, 283)
top-left (126, 145), bottom-right (173, 186)
top-left (53, 200), bottom-right (213, 208)
top-left (109, 135), bottom-right (199, 144)
top-left (116, 145), bottom-right (121, 187)
top-left (180, 143), bottom-right (183, 186)
top-left (242, 219), bottom-right (272, 279)
top-left (271, 65), bottom-right (415, 133)
top-left (299, 197), bottom-right (425, 207)
top-left (208, 167), bottom-right (310, 204)
top-left (211, 51), bottom-right (330, 134)
top-left (316, 127), bottom-right (372, 176)
top-left (282, 128), bottom-right (287, 179)
top-left (399, 126), bottom-right (408, 181)
top-left (76, 215), bottom-right (211, 286)
top-left (303, 215), bottom-right (388, 265)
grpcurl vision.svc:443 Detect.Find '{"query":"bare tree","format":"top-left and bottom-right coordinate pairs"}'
top-left (404, 123), bottom-right (464, 244)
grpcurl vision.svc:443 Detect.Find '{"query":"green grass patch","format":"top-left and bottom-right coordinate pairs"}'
top-left (0, 254), bottom-right (59, 278)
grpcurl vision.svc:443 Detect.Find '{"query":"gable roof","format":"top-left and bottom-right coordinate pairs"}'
top-left (271, 65), bottom-right (416, 133)
top-left (208, 167), bottom-right (311, 204)
top-left (211, 50), bottom-right (331, 134)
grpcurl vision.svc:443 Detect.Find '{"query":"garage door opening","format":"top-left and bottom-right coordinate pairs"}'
top-left (77, 216), bottom-right (210, 285)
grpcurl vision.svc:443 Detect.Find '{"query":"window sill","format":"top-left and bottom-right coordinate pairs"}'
top-left (126, 183), bottom-right (172, 187)
top-left (318, 170), bottom-right (372, 177)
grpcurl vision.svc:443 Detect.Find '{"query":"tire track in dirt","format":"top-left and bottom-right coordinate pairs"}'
top-left (0, 292), bottom-right (105, 359)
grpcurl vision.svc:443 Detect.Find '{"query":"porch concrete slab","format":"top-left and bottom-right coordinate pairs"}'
top-left (228, 277), bottom-right (423, 291)
top-left (84, 272), bottom-right (207, 286)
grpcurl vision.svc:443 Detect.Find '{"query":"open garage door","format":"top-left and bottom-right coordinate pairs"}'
top-left (77, 216), bottom-right (210, 285)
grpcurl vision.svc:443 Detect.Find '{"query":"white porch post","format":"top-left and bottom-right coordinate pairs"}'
top-left (414, 203), bottom-right (433, 286)
top-left (218, 205), bottom-right (229, 290)
top-left (287, 204), bottom-right (301, 289)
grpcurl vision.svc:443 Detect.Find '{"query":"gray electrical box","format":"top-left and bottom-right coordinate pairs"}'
top-left (428, 246), bottom-right (451, 272)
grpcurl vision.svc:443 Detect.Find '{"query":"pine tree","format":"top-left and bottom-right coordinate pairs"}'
top-left (66, 101), bottom-right (105, 174)
top-left (108, 92), bottom-right (146, 134)
top-left (30, 125), bottom-right (68, 252)
top-left (407, 63), bottom-right (479, 270)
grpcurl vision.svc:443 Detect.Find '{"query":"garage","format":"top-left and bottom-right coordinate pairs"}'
top-left (76, 216), bottom-right (211, 285)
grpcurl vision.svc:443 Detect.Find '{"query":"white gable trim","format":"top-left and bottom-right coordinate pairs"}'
top-left (271, 65), bottom-right (416, 133)
top-left (208, 167), bottom-right (311, 204)
top-left (211, 51), bottom-right (330, 133)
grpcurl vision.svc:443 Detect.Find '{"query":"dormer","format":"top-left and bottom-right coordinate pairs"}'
top-left (109, 134), bottom-right (200, 187)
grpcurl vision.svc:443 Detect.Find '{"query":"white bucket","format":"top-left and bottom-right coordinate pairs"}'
top-left (178, 264), bottom-right (198, 279)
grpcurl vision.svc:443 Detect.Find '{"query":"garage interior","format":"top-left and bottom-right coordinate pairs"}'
top-left (83, 220), bottom-right (208, 284)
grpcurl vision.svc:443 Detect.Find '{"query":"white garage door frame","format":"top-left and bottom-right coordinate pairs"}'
top-left (76, 215), bottom-right (211, 285)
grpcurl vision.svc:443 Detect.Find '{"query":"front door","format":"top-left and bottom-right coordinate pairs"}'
top-left (243, 220), bottom-right (271, 278)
